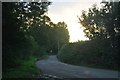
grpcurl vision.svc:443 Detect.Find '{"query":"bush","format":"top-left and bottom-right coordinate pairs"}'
top-left (57, 39), bottom-right (118, 70)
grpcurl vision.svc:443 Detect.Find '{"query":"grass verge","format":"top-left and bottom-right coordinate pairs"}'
top-left (2, 56), bottom-right (40, 78)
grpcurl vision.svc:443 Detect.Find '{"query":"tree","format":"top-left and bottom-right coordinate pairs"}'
top-left (78, 1), bottom-right (120, 48)
top-left (29, 16), bottom-right (69, 54)
top-left (100, 1), bottom-right (120, 48)
top-left (50, 22), bottom-right (69, 53)
top-left (79, 4), bottom-right (107, 40)
top-left (78, 1), bottom-right (119, 68)
top-left (3, 3), bottom-right (27, 71)
top-left (2, 1), bottom-right (51, 72)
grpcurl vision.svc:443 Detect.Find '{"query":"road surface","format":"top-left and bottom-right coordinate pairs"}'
top-left (35, 55), bottom-right (119, 78)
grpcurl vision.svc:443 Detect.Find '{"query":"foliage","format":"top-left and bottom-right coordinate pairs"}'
top-left (29, 17), bottom-right (69, 54)
top-left (58, 39), bottom-right (118, 70)
top-left (2, 1), bottom-right (51, 77)
top-left (2, 1), bottom-right (70, 78)
top-left (49, 22), bottom-right (69, 54)
top-left (78, 1), bottom-right (120, 48)
top-left (67, 1), bottom-right (120, 70)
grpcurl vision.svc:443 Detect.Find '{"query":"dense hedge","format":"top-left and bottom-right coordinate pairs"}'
top-left (57, 39), bottom-right (118, 70)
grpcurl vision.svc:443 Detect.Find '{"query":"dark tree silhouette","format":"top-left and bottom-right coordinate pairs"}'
top-left (2, 2), bottom-right (51, 73)
top-left (78, 1), bottom-right (120, 48)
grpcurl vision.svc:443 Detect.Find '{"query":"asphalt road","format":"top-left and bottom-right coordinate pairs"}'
top-left (35, 55), bottom-right (119, 78)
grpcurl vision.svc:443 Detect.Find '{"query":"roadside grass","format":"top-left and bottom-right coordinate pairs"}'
top-left (2, 56), bottom-right (40, 78)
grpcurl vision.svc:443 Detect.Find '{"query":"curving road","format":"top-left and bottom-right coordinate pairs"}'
top-left (35, 55), bottom-right (119, 78)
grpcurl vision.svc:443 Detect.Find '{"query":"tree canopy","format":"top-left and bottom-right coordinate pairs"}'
top-left (78, 1), bottom-right (120, 48)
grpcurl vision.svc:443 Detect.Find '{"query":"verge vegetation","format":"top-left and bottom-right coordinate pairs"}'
top-left (58, 39), bottom-right (118, 70)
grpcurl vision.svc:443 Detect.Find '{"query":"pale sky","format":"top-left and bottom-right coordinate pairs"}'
top-left (47, 0), bottom-right (102, 42)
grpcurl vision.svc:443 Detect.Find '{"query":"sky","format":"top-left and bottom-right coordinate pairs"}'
top-left (47, 0), bottom-right (102, 42)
